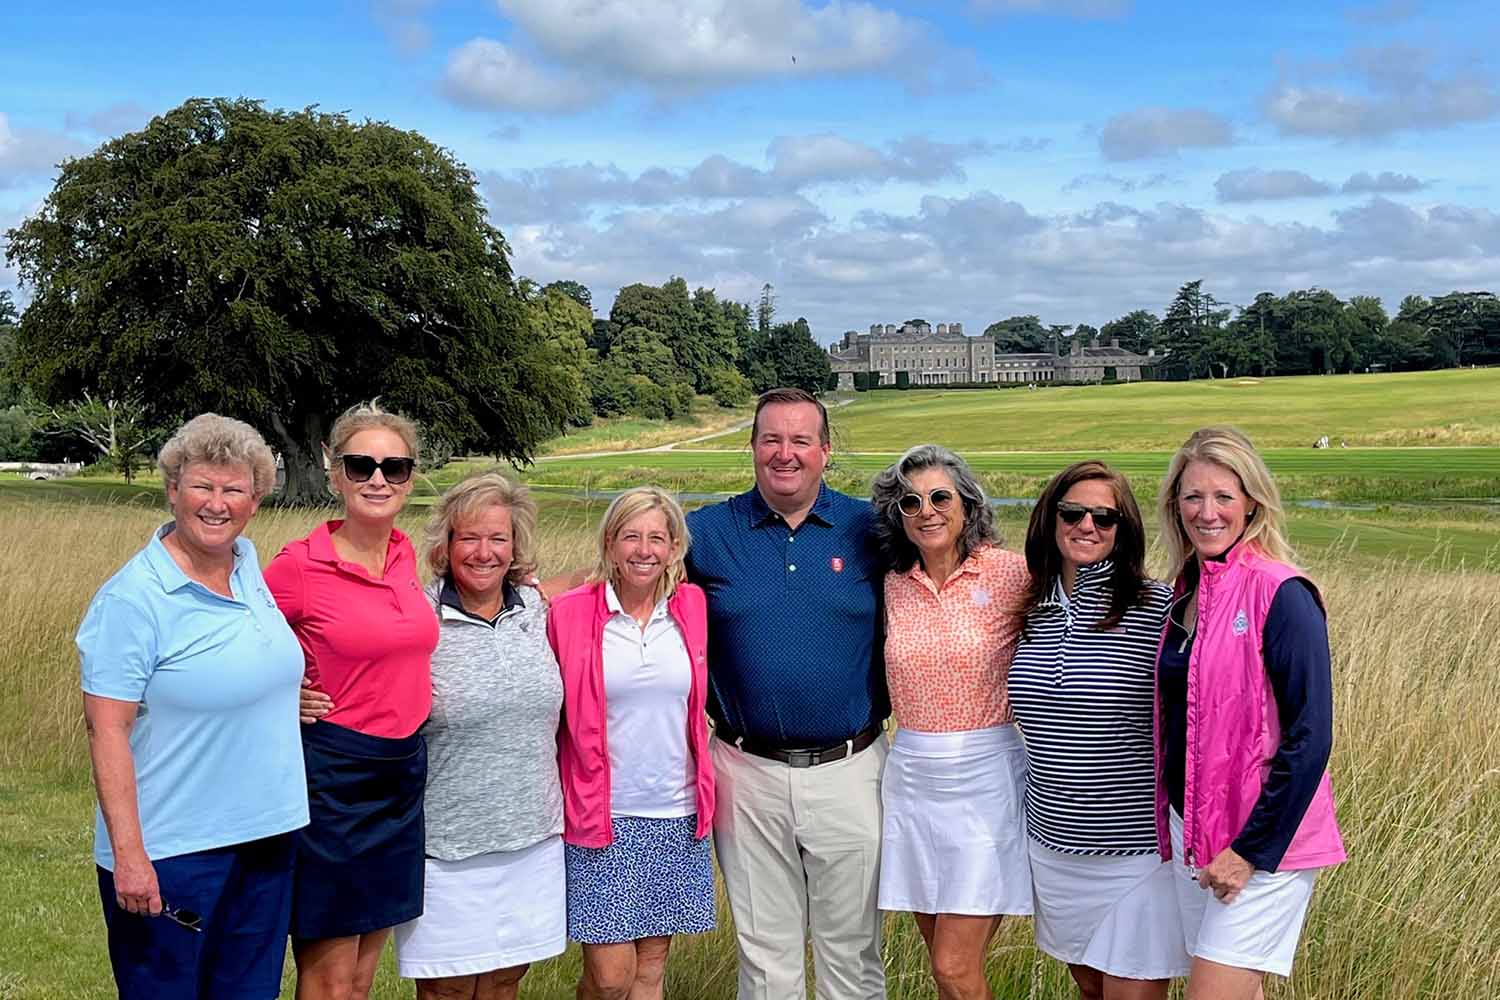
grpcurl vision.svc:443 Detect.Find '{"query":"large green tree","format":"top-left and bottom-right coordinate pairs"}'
top-left (982, 315), bottom-right (1048, 353)
top-left (5, 98), bottom-right (580, 502)
top-left (1099, 310), bottom-right (1159, 354)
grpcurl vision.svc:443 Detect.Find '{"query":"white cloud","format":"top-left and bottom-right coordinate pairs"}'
top-left (1061, 172), bottom-right (1176, 194)
top-left (63, 102), bottom-right (152, 136)
top-left (1265, 44), bottom-right (1500, 138)
top-left (1097, 107), bottom-right (1235, 160)
top-left (443, 38), bottom-right (602, 113)
top-left (497, 0), bottom-right (921, 86)
top-left (0, 113), bottom-right (84, 188)
top-left (1215, 168), bottom-right (1334, 202)
top-left (373, 0), bottom-right (439, 52)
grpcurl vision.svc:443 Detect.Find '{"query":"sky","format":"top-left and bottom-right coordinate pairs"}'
top-left (3, 0), bottom-right (1499, 342)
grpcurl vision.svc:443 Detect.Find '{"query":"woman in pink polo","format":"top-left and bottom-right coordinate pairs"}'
top-left (1155, 426), bottom-right (1346, 999)
top-left (265, 402), bottom-right (439, 1000)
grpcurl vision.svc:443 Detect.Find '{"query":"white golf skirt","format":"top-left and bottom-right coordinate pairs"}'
top-left (1029, 840), bottom-right (1192, 980)
top-left (393, 835), bottom-right (567, 979)
top-left (878, 724), bottom-right (1032, 916)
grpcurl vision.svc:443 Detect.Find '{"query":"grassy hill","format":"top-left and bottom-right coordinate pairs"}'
top-left (690, 368), bottom-right (1500, 452)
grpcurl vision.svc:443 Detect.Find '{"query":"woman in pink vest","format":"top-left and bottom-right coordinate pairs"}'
top-left (547, 486), bottom-right (716, 1000)
top-left (1155, 427), bottom-right (1346, 999)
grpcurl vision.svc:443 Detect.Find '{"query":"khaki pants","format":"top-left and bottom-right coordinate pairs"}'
top-left (711, 735), bottom-right (888, 1000)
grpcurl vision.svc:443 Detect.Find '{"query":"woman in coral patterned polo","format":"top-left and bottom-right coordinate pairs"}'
top-left (871, 444), bottom-right (1032, 1000)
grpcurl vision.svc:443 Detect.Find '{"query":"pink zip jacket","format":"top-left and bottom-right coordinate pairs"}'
top-left (546, 580), bottom-right (715, 848)
top-left (1155, 543), bottom-right (1347, 872)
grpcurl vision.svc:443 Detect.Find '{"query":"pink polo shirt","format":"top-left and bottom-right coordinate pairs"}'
top-left (264, 521), bottom-right (437, 739)
top-left (883, 543), bottom-right (1029, 733)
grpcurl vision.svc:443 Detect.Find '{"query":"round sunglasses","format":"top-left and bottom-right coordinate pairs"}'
top-left (898, 488), bottom-right (957, 517)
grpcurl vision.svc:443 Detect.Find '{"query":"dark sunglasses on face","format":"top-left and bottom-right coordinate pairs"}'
top-left (1057, 501), bottom-right (1122, 530)
top-left (898, 488), bottom-right (957, 517)
top-left (160, 901), bottom-right (203, 933)
top-left (337, 453), bottom-right (415, 485)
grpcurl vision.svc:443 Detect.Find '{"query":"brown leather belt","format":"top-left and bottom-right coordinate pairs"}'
top-left (717, 723), bottom-right (883, 768)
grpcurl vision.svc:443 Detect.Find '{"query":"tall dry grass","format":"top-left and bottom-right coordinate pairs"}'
top-left (1, 498), bottom-right (1496, 997)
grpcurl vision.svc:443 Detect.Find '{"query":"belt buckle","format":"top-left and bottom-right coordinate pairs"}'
top-left (785, 749), bottom-right (815, 768)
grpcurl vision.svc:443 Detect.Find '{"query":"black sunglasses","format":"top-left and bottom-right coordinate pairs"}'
top-left (337, 453), bottom-right (415, 485)
top-left (160, 901), bottom-right (203, 933)
top-left (1057, 501), bottom-right (1122, 530)
top-left (898, 488), bottom-right (957, 517)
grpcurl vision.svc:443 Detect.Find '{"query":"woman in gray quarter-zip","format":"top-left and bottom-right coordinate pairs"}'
top-left (305, 470), bottom-right (565, 1000)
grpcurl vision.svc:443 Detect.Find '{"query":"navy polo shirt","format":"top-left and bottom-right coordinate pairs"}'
top-left (685, 482), bottom-right (889, 748)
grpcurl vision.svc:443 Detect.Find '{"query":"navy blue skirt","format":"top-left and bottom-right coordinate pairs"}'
top-left (292, 722), bottom-right (426, 940)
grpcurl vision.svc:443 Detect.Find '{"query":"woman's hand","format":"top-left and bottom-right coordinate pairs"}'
top-left (1197, 846), bottom-right (1254, 903)
top-left (112, 850), bottom-right (162, 916)
top-left (299, 677), bottom-right (333, 724)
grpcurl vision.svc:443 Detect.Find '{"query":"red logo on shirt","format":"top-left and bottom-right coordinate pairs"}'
top-left (831, 557), bottom-right (845, 573)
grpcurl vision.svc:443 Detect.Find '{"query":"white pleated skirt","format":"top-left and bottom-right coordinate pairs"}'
top-left (393, 835), bottom-right (567, 979)
top-left (1029, 840), bottom-right (1192, 980)
top-left (878, 724), bottom-right (1032, 916)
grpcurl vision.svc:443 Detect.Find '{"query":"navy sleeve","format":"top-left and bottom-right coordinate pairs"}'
top-left (1231, 579), bottom-right (1333, 871)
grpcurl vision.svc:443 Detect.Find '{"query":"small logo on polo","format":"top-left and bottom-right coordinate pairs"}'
top-left (1232, 610), bottom-right (1250, 635)
top-left (831, 557), bottom-right (845, 573)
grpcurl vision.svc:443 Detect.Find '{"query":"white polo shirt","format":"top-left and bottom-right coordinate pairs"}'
top-left (602, 583), bottom-right (695, 819)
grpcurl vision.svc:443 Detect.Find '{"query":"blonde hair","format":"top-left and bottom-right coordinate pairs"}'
top-left (421, 470), bottom-right (538, 586)
top-left (1157, 425), bottom-right (1300, 582)
top-left (588, 486), bottom-right (691, 605)
top-left (325, 400), bottom-right (421, 493)
top-left (158, 413), bottom-right (278, 499)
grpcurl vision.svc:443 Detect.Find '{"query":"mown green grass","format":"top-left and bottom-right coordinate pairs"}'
top-left (690, 368), bottom-right (1500, 452)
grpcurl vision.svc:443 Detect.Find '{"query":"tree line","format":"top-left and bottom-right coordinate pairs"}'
top-left (0, 98), bottom-right (831, 500)
top-left (984, 281), bottom-right (1500, 379)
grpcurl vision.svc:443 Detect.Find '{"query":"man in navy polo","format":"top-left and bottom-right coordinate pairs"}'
top-left (686, 387), bottom-right (889, 1000)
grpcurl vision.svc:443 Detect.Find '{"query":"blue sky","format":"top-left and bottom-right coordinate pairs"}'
top-left (4, 0), bottom-right (1499, 341)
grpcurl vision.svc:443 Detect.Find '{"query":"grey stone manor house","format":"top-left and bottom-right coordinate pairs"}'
top-left (827, 321), bottom-right (1159, 390)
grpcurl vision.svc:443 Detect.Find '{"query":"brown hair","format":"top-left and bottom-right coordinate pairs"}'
top-left (750, 387), bottom-right (829, 445)
top-left (1021, 460), bottom-right (1153, 631)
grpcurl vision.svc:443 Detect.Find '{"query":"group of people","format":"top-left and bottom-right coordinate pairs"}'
top-left (79, 387), bottom-right (1345, 1000)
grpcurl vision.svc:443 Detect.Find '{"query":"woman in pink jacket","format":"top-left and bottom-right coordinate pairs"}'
top-left (547, 486), bottom-right (716, 1000)
top-left (1155, 427), bottom-right (1346, 1000)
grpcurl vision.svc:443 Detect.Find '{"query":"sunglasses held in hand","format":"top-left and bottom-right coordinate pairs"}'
top-left (337, 453), bottom-right (416, 485)
top-left (1056, 501), bottom-right (1122, 530)
top-left (160, 901), bottom-right (203, 933)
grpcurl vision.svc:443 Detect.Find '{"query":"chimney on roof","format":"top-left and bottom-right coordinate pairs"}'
top-left (936, 323), bottom-right (948, 335)
top-left (1110, 337), bottom-right (1120, 349)
top-left (952, 322), bottom-right (963, 335)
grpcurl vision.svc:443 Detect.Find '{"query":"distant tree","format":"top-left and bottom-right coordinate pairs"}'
top-left (0, 405), bottom-right (36, 461)
top-left (543, 279), bottom-right (592, 312)
top-left (1344, 296), bottom-right (1389, 370)
top-left (983, 315), bottom-right (1048, 353)
top-left (4, 97), bottom-right (581, 503)
top-left (1159, 280), bottom-right (1228, 378)
top-left (1411, 291), bottom-right (1500, 367)
top-left (757, 283), bottom-right (776, 335)
top-left (1073, 323), bottom-right (1100, 345)
top-left (706, 366), bottom-right (753, 407)
top-left (608, 279), bottom-right (705, 388)
top-left (903, 318), bottom-right (929, 330)
top-left (0, 291), bottom-right (21, 408)
top-left (520, 280), bottom-right (595, 427)
top-left (690, 287), bottom-right (743, 390)
top-left (765, 318), bottom-right (833, 394)
top-left (40, 393), bottom-right (164, 482)
top-left (1100, 310), bottom-right (1160, 354)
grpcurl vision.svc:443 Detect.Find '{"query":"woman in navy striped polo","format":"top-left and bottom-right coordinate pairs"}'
top-left (1008, 461), bottom-right (1190, 1000)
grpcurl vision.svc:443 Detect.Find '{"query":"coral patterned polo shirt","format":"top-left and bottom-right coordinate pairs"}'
top-left (883, 543), bottom-right (1030, 733)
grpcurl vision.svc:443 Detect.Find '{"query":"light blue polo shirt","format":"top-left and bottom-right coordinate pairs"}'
top-left (78, 525), bottom-right (309, 869)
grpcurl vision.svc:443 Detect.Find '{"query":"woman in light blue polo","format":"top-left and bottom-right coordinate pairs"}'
top-left (79, 413), bottom-right (308, 1000)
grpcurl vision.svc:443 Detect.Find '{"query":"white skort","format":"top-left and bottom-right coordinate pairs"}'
top-left (878, 724), bottom-right (1031, 916)
top-left (1169, 809), bottom-right (1318, 977)
top-left (393, 834), bottom-right (567, 979)
top-left (1029, 840), bottom-right (1192, 980)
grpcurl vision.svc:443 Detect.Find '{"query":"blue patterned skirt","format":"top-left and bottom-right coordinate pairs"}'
top-left (564, 815), bottom-right (716, 944)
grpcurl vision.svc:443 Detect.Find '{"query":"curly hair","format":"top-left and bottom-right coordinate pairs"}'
top-left (157, 413), bottom-right (278, 498)
top-left (870, 444), bottom-right (996, 573)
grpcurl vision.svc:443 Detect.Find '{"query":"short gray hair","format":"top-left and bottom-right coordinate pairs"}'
top-left (157, 413), bottom-right (278, 499)
top-left (871, 444), bottom-right (996, 572)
